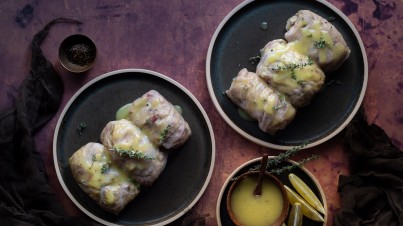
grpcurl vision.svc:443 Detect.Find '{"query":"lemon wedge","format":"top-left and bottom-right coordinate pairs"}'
top-left (289, 173), bottom-right (326, 214)
top-left (284, 185), bottom-right (324, 222)
top-left (287, 203), bottom-right (303, 226)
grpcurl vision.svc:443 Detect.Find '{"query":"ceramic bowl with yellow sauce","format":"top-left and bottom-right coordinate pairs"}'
top-left (217, 157), bottom-right (327, 226)
top-left (227, 171), bottom-right (289, 226)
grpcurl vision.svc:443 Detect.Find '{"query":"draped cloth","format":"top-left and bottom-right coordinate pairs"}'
top-left (0, 18), bottom-right (97, 226)
top-left (334, 110), bottom-right (403, 226)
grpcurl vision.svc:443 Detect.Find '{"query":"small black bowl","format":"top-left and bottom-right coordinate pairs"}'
top-left (59, 34), bottom-right (97, 73)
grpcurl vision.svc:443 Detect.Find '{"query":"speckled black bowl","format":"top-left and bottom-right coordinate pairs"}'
top-left (59, 34), bottom-right (97, 73)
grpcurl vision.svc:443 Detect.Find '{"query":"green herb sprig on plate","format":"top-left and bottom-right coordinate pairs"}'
top-left (110, 148), bottom-right (155, 160)
top-left (313, 37), bottom-right (330, 49)
top-left (77, 122), bottom-right (87, 136)
top-left (159, 125), bottom-right (171, 144)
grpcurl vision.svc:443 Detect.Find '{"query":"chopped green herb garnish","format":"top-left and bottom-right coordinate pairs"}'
top-left (77, 122), bottom-right (87, 136)
top-left (110, 148), bottom-right (155, 160)
top-left (90, 154), bottom-right (96, 168)
top-left (297, 80), bottom-right (307, 87)
top-left (101, 163), bottom-right (110, 174)
top-left (307, 56), bottom-right (313, 65)
top-left (291, 70), bottom-right (297, 80)
top-left (274, 58), bottom-right (313, 86)
top-left (159, 125), bottom-right (171, 144)
top-left (129, 178), bottom-right (141, 187)
top-left (307, 33), bottom-right (313, 38)
top-left (248, 55), bottom-right (261, 65)
top-left (313, 37), bottom-right (329, 49)
top-left (273, 94), bottom-right (287, 111)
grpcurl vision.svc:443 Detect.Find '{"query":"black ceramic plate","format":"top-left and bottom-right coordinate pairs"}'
top-left (216, 157), bottom-right (327, 225)
top-left (206, 0), bottom-right (368, 150)
top-left (53, 69), bottom-right (215, 225)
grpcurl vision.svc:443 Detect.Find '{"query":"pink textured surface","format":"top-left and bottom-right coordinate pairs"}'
top-left (0, 0), bottom-right (401, 225)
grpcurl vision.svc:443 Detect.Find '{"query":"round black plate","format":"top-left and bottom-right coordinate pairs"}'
top-left (206, 0), bottom-right (367, 150)
top-left (53, 69), bottom-right (215, 225)
top-left (217, 157), bottom-right (327, 226)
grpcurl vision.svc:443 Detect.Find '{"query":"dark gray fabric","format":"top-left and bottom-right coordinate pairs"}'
top-left (334, 110), bottom-right (403, 226)
top-left (0, 18), bottom-right (97, 226)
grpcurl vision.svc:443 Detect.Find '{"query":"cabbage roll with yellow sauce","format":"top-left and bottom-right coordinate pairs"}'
top-left (285, 10), bottom-right (350, 72)
top-left (256, 39), bottom-right (325, 107)
top-left (100, 119), bottom-right (158, 159)
top-left (129, 90), bottom-right (191, 149)
top-left (226, 68), bottom-right (296, 134)
top-left (100, 119), bottom-right (167, 186)
top-left (69, 142), bottom-right (140, 215)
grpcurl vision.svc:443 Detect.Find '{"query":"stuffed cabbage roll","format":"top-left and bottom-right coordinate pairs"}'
top-left (129, 90), bottom-right (191, 149)
top-left (107, 149), bottom-right (167, 187)
top-left (226, 68), bottom-right (296, 134)
top-left (100, 119), bottom-right (167, 186)
top-left (256, 39), bottom-right (325, 107)
top-left (100, 119), bottom-right (158, 159)
top-left (285, 10), bottom-right (350, 71)
top-left (69, 142), bottom-right (140, 215)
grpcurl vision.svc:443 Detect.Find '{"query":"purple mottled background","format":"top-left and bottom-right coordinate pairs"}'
top-left (0, 0), bottom-right (401, 225)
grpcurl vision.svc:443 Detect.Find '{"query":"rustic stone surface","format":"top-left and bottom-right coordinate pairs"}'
top-left (0, 0), bottom-right (401, 225)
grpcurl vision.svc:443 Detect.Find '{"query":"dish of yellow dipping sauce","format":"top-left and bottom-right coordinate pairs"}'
top-left (227, 172), bottom-right (289, 226)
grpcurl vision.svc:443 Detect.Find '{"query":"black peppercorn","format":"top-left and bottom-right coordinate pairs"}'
top-left (65, 43), bottom-right (95, 66)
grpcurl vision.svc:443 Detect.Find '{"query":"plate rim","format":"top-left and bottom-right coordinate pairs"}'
top-left (205, 0), bottom-right (368, 150)
top-left (53, 68), bottom-right (216, 226)
top-left (215, 157), bottom-right (328, 226)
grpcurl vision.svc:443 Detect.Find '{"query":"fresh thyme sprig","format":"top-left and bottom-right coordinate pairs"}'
top-left (110, 148), bottom-right (155, 160)
top-left (271, 57), bottom-right (313, 87)
top-left (231, 143), bottom-right (315, 181)
top-left (261, 142), bottom-right (308, 170)
top-left (274, 57), bottom-right (314, 72)
top-left (159, 125), bottom-right (171, 144)
top-left (268, 154), bottom-right (319, 175)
